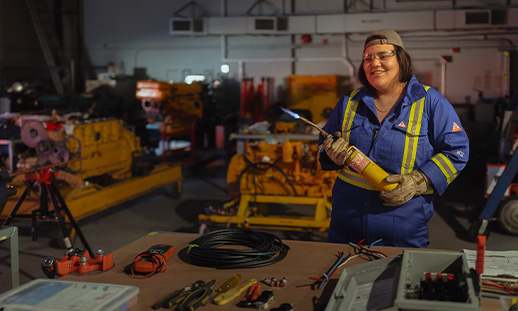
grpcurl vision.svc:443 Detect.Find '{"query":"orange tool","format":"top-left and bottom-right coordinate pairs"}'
top-left (42, 248), bottom-right (114, 278)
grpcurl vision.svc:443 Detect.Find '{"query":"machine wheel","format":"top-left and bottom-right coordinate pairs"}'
top-left (497, 197), bottom-right (518, 235)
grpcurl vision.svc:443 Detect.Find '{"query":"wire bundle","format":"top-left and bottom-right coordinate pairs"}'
top-left (309, 239), bottom-right (388, 290)
top-left (186, 228), bottom-right (290, 269)
top-left (310, 251), bottom-right (346, 289)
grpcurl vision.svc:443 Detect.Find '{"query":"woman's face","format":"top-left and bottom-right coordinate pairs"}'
top-left (362, 44), bottom-right (401, 94)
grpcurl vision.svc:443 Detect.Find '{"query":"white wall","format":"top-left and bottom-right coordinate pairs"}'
top-left (83, 0), bottom-right (518, 104)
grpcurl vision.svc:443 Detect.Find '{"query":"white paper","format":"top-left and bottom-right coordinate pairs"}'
top-left (463, 249), bottom-right (518, 277)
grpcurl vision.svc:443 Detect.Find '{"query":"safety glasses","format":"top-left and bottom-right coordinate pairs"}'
top-left (362, 50), bottom-right (397, 62)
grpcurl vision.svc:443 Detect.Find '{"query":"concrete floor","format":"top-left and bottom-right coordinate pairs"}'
top-left (1, 150), bottom-right (517, 295)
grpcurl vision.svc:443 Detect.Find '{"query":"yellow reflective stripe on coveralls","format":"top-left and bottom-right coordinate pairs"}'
top-left (431, 153), bottom-right (457, 184)
top-left (338, 86), bottom-right (434, 193)
top-left (338, 88), bottom-right (372, 189)
top-left (401, 86), bottom-right (430, 175)
top-left (341, 88), bottom-right (360, 140)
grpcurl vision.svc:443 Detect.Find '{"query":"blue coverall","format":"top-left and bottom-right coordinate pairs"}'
top-left (319, 76), bottom-right (469, 248)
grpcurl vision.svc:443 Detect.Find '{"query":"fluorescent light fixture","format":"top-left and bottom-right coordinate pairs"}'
top-left (184, 75), bottom-right (205, 84)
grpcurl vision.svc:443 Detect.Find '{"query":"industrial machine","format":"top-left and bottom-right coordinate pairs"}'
top-left (199, 139), bottom-right (339, 231)
top-left (285, 75), bottom-right (351, 123)
top-left (1, 115), bottom-right (182, 227)
top-left (136, 80), bottom-right (203, 163)
top-left (18, 118), bottom-right (142, 184)
top-left (136, 80), bottom-right (203, 124)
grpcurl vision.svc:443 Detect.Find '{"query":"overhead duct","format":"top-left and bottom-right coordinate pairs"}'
top-left (206, 16), bottom-right (315, 35)
top-left (247, 17), bottom-right (287, 33)
top-left (169, 18), bottom-right (206, 35)
top-left (437, 9), bottom-right (516, 30)
top-left (343, 11), bottom-right (434, 33)
top-left (169, 8), bottom-right (518, 36)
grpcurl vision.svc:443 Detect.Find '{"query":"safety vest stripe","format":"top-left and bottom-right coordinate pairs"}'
top-left (337, 86), bottom-right (435, 194)
top-left (431, 153), bottom-right (457, 184)
top-left (342, 88), bottom-right (360, 141)
top-left (401, 86), bottom-right (430, 175)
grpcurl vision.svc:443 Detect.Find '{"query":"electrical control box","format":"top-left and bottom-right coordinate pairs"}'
top-left (325, 250), bottom-right (479, 311)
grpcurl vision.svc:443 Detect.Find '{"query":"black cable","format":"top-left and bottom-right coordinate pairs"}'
top-left (185, 229), bottom-right (290, 269)
top-left (238, 155), bottom-right (298, 196)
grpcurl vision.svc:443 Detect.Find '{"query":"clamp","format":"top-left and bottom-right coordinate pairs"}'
top-left (42, 247), bottom-right (114, 278)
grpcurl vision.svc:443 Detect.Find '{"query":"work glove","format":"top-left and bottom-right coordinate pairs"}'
top-left (379, 170), bottom-right (429, 206)
top-left (323, 131), bottom-right (349, 166)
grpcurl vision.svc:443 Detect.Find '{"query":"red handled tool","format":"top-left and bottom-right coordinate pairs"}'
top-left (237, 283), bottom-right (262, 307)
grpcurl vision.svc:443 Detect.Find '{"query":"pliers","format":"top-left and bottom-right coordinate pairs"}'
top-left (176, 279), bottom-right (216, 311)
top-left (151, 280), bottom-right (206, 310)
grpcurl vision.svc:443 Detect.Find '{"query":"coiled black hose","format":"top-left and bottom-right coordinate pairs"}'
top-left (185, 229), bottom-right (290, 269)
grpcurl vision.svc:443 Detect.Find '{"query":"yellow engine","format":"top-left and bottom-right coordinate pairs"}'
top-left (19, 118), bottom-right (142, 182)
top-left (199, 139), bottom-right (338, 231)
top-left (227, 140), bottom-right (338, 199)
top-left (65, 119), bottom-right (142, 180)
top-left (136, 80), bottom-right (203, 132)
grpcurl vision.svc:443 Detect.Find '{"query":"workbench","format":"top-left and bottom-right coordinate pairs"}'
top-left (60, 232), bottom-right (500, 311)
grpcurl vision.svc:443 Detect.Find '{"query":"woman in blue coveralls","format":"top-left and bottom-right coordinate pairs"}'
top-left (319, 29), bottom-right (469, 248)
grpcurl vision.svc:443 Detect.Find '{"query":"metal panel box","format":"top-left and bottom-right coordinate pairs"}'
top-left (326, 250), bottom-right (479, 311)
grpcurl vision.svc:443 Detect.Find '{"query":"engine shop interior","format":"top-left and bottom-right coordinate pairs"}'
top-left (1, 0), bottom-right (518, 310)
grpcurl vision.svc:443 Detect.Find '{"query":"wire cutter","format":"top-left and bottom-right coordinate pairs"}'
top-left (237, 283), bottom-right (262, 307)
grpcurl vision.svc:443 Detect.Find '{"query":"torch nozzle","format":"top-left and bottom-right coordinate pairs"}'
top-left (298, 116), bottom-right (328, 136)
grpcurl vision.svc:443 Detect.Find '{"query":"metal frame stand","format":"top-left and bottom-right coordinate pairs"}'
top-left (3, 172), bottom-right (94, 257)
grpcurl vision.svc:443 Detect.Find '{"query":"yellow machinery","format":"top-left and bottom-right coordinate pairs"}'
top-left (2, 117), bottom-right (182, 222)
top-left (198, 139), bottom-right (339, 231)
top-left (66, 119), bottom-right (141, 181)
top-left (136, 80), bottom-right (203, 132)
top-left (136, 80), bottom-right (203, 163)
top-left (285, 75), bottom-right (351, 123)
